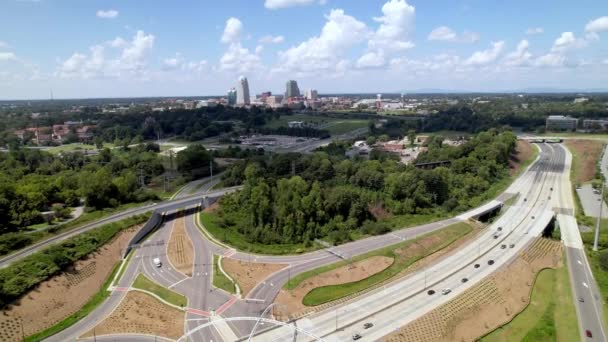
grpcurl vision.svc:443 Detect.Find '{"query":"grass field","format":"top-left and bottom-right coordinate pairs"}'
top-left (264, 114), bottom-right (368, 135)
top-left (291, 222), bottom-right (472, 306)
top-left (47, 142), bottom-right (114, 154)
top-left (132, 273), bottom-right (187, 307)
top-left (25, 261), bottom-right (121, 342)
top-left (565, 139), bottom-right (604, 184)
top-left (213, 255), bottom-right (236, 294)
top-left (482, 262), bottom-right (579, 342)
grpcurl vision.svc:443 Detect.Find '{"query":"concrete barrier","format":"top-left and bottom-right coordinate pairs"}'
top-left (123, 211), bottom-right (164, 258)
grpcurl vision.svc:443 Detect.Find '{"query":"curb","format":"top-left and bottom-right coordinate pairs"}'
top-left (217, 255), bottom-right (242, 297)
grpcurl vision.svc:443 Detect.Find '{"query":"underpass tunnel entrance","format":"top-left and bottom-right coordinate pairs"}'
top-left (542, 215), bottom-right (558, 239)
top-left (476, 204), bottom-right (503, 223)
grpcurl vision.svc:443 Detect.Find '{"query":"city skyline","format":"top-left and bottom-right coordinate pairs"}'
top-left (0, 0), bottom-right (607, 99)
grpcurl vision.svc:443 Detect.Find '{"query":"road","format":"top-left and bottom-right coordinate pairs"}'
top-left (0, 186), bottom-right (242, 269)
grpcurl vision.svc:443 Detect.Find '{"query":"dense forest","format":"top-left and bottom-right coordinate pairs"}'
top-left (215, 129), bottom-right (517, 245)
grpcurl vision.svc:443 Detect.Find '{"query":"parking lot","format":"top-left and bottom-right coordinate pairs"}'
top-left (576, 184), bottom-right (608, 218)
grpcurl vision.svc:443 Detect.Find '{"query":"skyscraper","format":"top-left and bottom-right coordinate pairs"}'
top-left (304, 89), bottom-right (318, 101)
top-left (227, 88), bottom-right (237, 106)
top-left (236, 76), bottom-right (250, 106)
top-left (285, 80), bottom-right (300, 98)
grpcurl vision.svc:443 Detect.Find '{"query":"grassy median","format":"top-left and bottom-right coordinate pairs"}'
top-left (291, 222), bottom-right (473, 306)
top-left (482, 261), bottom-right (579, 341)
top-left (213, 255), bottom-right (236, 294)
top-left (132, 273), bottom-right (187, 307)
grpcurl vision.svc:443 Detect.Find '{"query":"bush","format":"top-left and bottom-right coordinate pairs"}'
top-left (0, 232), bottom-right (40, 256)
top-left (599, 250), bottom-right (608, 271)
top-left (0, 213), bottom-right (150, 307)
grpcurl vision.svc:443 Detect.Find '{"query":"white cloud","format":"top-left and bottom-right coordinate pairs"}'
top-left (504, 40), bottom-right (532, 66)
top-left (186, 60), bottom-right (208, 73)
top-left (219, 43), bottom-right (262, 73)
top-left (356, 51), bottom-right (385, 68)
top-left (275, 9), bottom-right (368, 74)
top-left (58, 30), bottom-right (155, 79)
top-left (162, 53), bottom-right (183, 70)
top-left (428, 26), bottom-right (456, 41)
top-left (0, 41), bottom-right (8, 49)
top-left (369, 0), bottom-right (415, 52)
top-left (526, 27), bottom-right (544, 35)
top-left (221, 17), bottom-right (243, 44)
top-left (551, 32), bottom-right (585, 52)
top-left (264, 0), bottom-right (324, 10)
top-left (259, 35), bottom-right (285, 44)
top-left (0, 52), bottom-right (18, 61)
top-left (586, 16), bottom-right (608, 33)
top-left (535, 53), bottom-right (565, 67)
top-left (96, 10), bottom-right (119, 19)
top-left (108, 37), bottom-right (127, 48)
top-left (465, 41), bottom-right (505, 66)
top-left (428, 26), bottom-right (479, 43)
top-left (255, 45), bottom-right (264, 54)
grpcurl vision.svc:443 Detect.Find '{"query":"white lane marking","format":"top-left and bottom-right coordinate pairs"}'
top-left (169, 277), bottom-right (189, 289)
top-left (583, 282), bottom-right (589, 288)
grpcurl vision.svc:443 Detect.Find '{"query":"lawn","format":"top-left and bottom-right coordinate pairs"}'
top-left (565, 139), bottom-right (604, 184)
top-left (323, 120), bottom-right (369, 135)
top-left (213, 255), bottom-right (236, 294)
top-left (47, 142), bottom-right (114, 154)
top-left (292, 222), bottom-right (473, 306)
top-left (132, 273), bottom-right (187, 307)
top-left (25, 261), bottom-right (121, 342)
top-left (264, 114), bottom-right (341, 129)
top-left (482, 262), bottom-right (579, 342)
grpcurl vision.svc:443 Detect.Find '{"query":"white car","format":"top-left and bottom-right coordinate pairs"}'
top-left (441, 288), bottom-right (452, 295)
top-left (153, 257), bottom-right (162, 268)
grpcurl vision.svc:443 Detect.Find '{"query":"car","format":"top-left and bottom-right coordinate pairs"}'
top-left (441, 288), bottom-right (452, 295)
top-left (153, 257), bottom-right (162, 268)
top-left (531, 215), bottom-right (535, 219)
top-left (488, 260), bottom-right (495, 265)
top-left (474, 263), bottom-right (480, 268)
top-left (493, 234), bottom-right (499, 239)
top-left (427, 289), bottom-right (435, 295)
top-left (550, 187), bottom-right (553, 191)
top-left (461, 278), bottom-right (468, 283)
top-left (524, 198), bottom-right (527, 202)
top-left (501, 244), bottom-right (506, 249)
top-left (364, 323), bottom-right (374, 329)
top-left (598, 198), bottom-right (602, 201)
top-left (352, 333), bottom-right (362, 340)
top-left (579, 297), bottom-right (585, 302)
top-left (509, 243), bottom-right (515, 248)
top-left (576, 186), bottom-right (582, 190)
top-left (586, 329), bottom-right (593, 338)
top-left (497, 227), bottom-right (503, 231)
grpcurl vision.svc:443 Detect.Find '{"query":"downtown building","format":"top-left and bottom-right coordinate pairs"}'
top-left (227, 88), bottom-right (237, 106)
top-left (285, 80), bottom-right (300, 98)
top-left (236, 76), bottom-right (250, 106)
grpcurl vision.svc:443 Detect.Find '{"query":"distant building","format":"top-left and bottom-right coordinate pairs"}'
top-left (266, 95), bottom-right (282, 108)
top-left (227, 88), bottom-right (237, 106)
top-left (546, 115), bottom-right (578, 131)
top-left (288, 121), bottom-right (304, 128)
top-left (304, 89), bottom-right (318, 101)
top-left (236, 76), bottom-right (250, 106)
top-left (285, 80), bottom-right (300, 98)
top-left (583, 119), bottom-right (608, 131)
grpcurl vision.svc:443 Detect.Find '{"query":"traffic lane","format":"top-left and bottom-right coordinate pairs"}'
top-left (567, 247), bottom-right (607, 341)
top-left (186, 316), bottom-right (224, 342)
top-left (78, 335), bottom-right (174, 342)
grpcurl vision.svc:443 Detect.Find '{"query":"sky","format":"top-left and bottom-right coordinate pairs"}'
top-left (0, 0), bottom-right (607, 99)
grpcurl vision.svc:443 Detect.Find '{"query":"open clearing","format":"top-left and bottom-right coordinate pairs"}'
top-left (222, 258), bottom-right (287, 296)
top-left (565, 139), bottom-right (603, 184)
top-left (509, 140), bottom-right (536, 176)
top-left (0, 225), bottom-right (139, 341)
top-left (167, 215), bottom-right (194, 277)
top-left (384, 238), bottom-right (565, 342)
top-left (276, 222), bottom-right (476, 319)
top-left (81, 291), bottom-right (184, 340)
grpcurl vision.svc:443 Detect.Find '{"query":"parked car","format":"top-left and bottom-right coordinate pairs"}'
top-left (153, 257), bottom-right (162, 267)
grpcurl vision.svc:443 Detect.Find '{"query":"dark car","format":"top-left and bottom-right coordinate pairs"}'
top-left (427, 289), bottom-right (435, 295)
top-left (364, 323), bottom-right (374, 329)
top-left (462, 278), bottom-right (468, 283)
top-left (510, 243), bottom-right (515, 248)
top-left (586, 329), bottom-right (593, 338)
top-left (488, 260), bottom-right (495, 265)
top-left (353, 333), bottom-right (362, 340)
top-left (501, 244), bottom-right (507, 249)
top-left (474, 263), bottom-right (480, 268)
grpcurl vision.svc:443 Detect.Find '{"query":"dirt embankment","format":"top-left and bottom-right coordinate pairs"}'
top-left (384, 238), bottom-right (562, 342)
top-left (509, 140), bottom-right (535, 176)
top-left (565, 139), bottom-right (604, 183)
top-left (222, 258), bottom-right (287, 296)
top-left (0, 225), bottom-right (140, 341)
top-left (275, 256), bottom-right (393, 318)
top-left (81, 291), bottom-right (184, 340)
top-left (167, 216), bottom-right (195, 277)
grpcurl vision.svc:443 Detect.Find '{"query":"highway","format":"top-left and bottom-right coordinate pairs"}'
top-left (41, 143), bottom-right (608, 341)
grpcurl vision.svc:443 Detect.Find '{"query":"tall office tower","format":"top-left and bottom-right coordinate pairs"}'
top-left (227, 88), bottom-right (237, 106)
top-left (285, 80), bottom-right (300, 98)
top-left (305, 89), bottom-right (318, 101)
top-left (236, 76), bottom-right (250, 106)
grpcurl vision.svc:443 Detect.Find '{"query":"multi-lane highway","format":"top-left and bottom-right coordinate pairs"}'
top-left (40, 143), bottom-right (608, 341)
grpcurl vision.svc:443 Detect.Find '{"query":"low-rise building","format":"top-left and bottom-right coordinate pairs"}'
top-left (583, 119), bottom-right (608, 131)
top-left (546, 115), bottom-right (578, 132)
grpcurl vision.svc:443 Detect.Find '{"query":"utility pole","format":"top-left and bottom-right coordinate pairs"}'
top-left (594, 179), bottom-right (605, 251)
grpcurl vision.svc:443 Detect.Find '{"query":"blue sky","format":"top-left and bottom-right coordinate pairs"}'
top-left (0, 0), bottom-right (607, 99)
